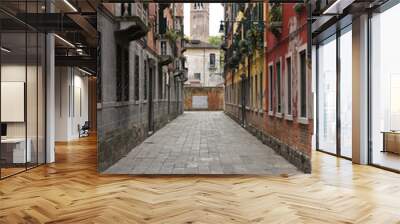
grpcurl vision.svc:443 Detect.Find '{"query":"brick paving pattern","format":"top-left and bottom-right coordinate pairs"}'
top-left (104, 112), bottom-right (300, 175)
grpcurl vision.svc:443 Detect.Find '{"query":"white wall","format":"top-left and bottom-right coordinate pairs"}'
top-left (1, 63), bottom-right (46, 164)
top-left (184, 48), bottom-right (223, 87)
top-left (1, 65), bottom-right (40, 137)
top-left (55, 67), bottom-right (89, 141)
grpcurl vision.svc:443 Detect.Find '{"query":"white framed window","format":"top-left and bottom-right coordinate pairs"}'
top-left (209, 53), bottom-right (216, 67)
top-left (268, 62), bottom-right (274, 115)
top-left (254, 74), bottom-right (258, 109)
top-left (276, 58), bottom-right (283, 117)
top-left (297, 44), bottom-right (309, 124)
top-left (259, 72), bottom-right (263, 110)
top-left (285, 53), bottom-right (293, 120)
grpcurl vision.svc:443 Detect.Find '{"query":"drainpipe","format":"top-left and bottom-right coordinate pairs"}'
top-left (307, 0), bottom-right (312, 62)
top-left (241, 73), bottom-right (246, 127)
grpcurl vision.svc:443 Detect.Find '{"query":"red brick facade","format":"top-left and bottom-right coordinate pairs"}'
top-left (265, 4), bottom-right (312, 157)
top-left (223, 3), bottom-right (312, 172)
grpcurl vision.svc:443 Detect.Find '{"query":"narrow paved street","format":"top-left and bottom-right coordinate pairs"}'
top-left (105, 112), bottom-right (299, 175)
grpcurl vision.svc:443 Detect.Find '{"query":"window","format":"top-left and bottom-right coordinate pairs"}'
top-left (116, 45), bottom-right (129, 102)
top-left (116, 45), bottom-right (122, 101)
top-left (163, 72), bottom-right (168, 99)
top-left (317, 37), bottom-right (336, 154)
top-left (286, 56), bottom-right (292, 116)
top-left (249, 76), bottom-right (252, 107)
top-left (161, 41), bottom-right (167, 55)
top-left (210, 53), bottom-right (216, 67)
top-left (299, 50), bottom-right (307, 119)
top-left (134, 55), bottom-right (140, 101)
top-left (268, 64), bottom-right (274, 113)
top-left (370, 0), bottom-right (400, 171)
top-left (194, 3), bottom-right (204, 9)
top-left (194, 73), bottom-right (201, 80)
top-left (121, 3), bottom-right (132, 16)
top-left (276, 60), bottom-right (282, 114)
top-left (144, 60), bottom-right (148, 100)
top-left (255, 74), bottom-right (258, 108)
top-left (259, 72), bottom-right (263, 110)
top-left (123, 48), bottom-right (129, 101)
top-left (158, 71), bottom-right (163, 99)
top-left (340, 29), bottom-right (352, 158)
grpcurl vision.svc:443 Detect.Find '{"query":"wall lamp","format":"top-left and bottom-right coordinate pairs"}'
top-left (54, 34), bottom-right (75, 48)
top-left (63, 0), bottom-right (78, 12)
top-left (78, 67), bottom-right (94, 76)
top-left (1, 47), bottom-right (11, 53)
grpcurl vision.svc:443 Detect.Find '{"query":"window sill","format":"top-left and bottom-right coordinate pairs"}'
top-left (275, 113), bottom-right (283, 118)
top-left (298, 117), bottom-right (309, 124)
top-left (268, 111), bottom-right (274, 116)
top-left (285, 114), bottom-right (293, 121)
top-left (115, 102), bottom-right (131, 108)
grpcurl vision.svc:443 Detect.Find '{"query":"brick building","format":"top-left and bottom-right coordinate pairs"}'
top-left (224, 3), bottom-right (265, 130)
top-left (97, 3), bottom-right (186, 171)
top-left (223, 3), bottom-right (312, 172)
top-left (264, 3), bottom-right (312, 172)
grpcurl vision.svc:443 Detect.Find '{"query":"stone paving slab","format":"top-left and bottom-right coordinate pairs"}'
top-left (104, 111), bottom-right (300, 175)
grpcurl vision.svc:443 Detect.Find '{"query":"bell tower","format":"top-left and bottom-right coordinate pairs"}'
top-left (190, 3), bottom-right (209, 42)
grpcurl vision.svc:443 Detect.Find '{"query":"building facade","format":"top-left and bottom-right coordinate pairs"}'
top-left (223, 3), bottom-right (312, 172)
top-left (265, 3), bottom-right (311, 172)
top-left (184, 40), bottom-right (223, 87)
top-left (97, 3), bottom-right (186, 172)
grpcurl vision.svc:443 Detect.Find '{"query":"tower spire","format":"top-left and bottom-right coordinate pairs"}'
top-left (190, 3), bottom-right (209, 42)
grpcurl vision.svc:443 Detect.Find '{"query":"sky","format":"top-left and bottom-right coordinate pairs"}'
top-left (183, 3), bottom-right (224, 37)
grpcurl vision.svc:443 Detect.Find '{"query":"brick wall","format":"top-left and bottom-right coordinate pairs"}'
top-left (184, 87), bottom-right (224, 111)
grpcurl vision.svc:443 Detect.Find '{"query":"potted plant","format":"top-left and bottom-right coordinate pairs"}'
top-left (294, 3), bottom-right (305, 14)
top-left (269, 4), bottom-right (282, 38)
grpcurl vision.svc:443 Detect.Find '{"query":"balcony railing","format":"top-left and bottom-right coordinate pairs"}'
top-left (115, 3), bottom-right (148, 26)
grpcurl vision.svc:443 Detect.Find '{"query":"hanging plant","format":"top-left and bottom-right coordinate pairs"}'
top-left (232, 51), bottom-right (241, 68)
top-left (256, 23), bottom-right (265, 50)
top-left (239, 39), bottom-right (249, 55)
top-left (232, 34), bottom-right (240, 49)
top-left (270, 22), bottom-right (282, 38)
top-left (165, 30), bottom-right (182, 42)
top-left (294, 3), bottom-right (305, 14)
top-left (269, 4), bottom-right (283, 38)
top-left (270, 4), bottom-right (282, 22)
top-left (246, 29), bottom-right (256, 53)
